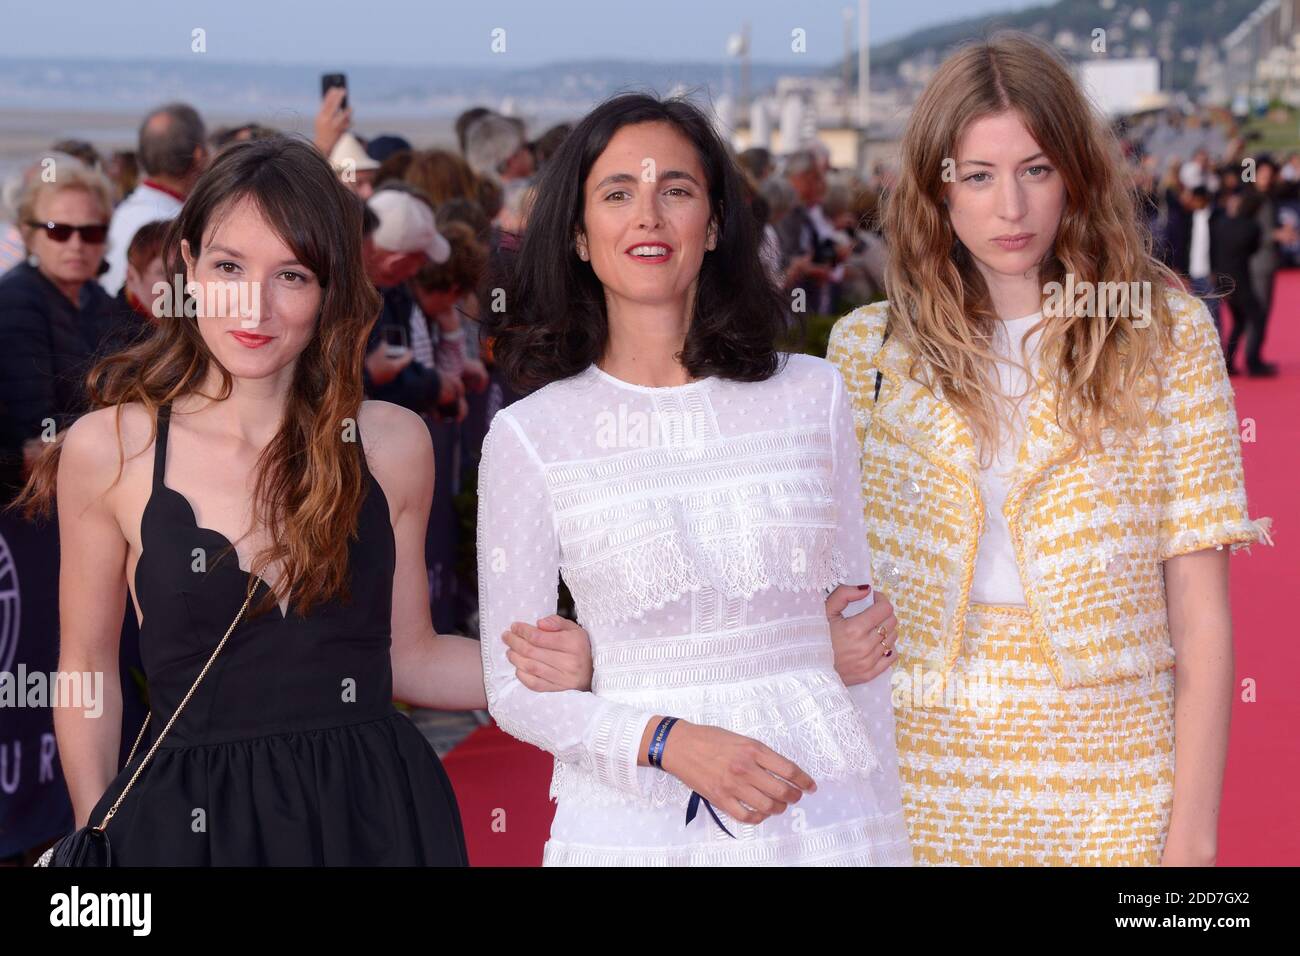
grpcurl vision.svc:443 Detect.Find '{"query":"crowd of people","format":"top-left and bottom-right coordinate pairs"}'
top-left (1, 99), bottom-right (1291, 542)
top-left (1123, 109), bottom-right (1296, 376)
top-left (0, 33), bottom-right (1280, 867)
top-left (0, 91), bottom-right (902, 640)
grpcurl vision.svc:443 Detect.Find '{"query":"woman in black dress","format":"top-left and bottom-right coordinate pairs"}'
top-left (9, 136), bottom-right (594, 865)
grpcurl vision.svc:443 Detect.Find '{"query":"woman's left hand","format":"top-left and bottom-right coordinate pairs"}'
top-left (827, 585), bottom-right (898, 686)
top-left (504, 616), bottom-right (594, 692)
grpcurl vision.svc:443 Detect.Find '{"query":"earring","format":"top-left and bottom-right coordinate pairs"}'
top-left (26, 252), bottom-right (39, 268)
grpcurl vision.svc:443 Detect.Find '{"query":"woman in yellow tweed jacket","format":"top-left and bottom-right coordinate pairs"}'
top-left (827, 33), bottom-right (1272, 865)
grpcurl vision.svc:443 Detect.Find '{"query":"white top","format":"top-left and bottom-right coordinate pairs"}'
top-left (969, 310), bottom-right (1043, 606)
top-left (99, 182), bottom-right (184, 296)
top-left (477, 353), bottom-right (912, 865)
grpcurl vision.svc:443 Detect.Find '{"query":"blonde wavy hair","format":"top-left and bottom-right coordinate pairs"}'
top-left (882, 30), bottom-right (1186, 465)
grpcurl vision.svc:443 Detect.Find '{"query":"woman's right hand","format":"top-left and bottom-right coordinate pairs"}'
top-left (646, 718), bottom-right (816, 826)
top-left (826, 584), bottom-right (898, 686)
top-left (313, 86), bottom-right (351, 158)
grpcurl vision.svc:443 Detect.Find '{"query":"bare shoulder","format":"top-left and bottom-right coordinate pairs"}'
top-left (356, 400), bottom-right (434, 517)
top-left (356, 400), bottom-right (432, 461)
top-left (58, 402), bottom-right (156, 522)
top-left (60, 403), bottom-right (156, 488)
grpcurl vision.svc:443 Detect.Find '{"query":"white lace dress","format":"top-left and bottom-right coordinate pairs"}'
top-left (476, 353), bottom-right (913, 865)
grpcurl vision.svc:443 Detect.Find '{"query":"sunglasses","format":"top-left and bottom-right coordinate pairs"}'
top-left (26, 220), bottom-right (109, 244)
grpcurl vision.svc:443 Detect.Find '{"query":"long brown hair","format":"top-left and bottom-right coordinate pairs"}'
top-left (882, 31), bottom-right (1185, 464)
top-left (8, 135), bottom-right (382, 620)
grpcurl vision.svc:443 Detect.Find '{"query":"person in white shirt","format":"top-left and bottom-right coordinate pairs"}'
top-left (1179, 149), bottom-right (1219, 194)
top-left (477, 93), bottom-right (912, 866)
top-left (1185, 186), bottom-right (1221, 329)
top-left (99, 103), bottom-right (208, 295)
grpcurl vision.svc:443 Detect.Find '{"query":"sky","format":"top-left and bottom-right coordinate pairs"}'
top-left (0, 0), bottom-right (1051, 68)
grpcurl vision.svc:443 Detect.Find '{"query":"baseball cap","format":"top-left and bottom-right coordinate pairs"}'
top-left (367, 189), bottom-right (450, 263)
top-left (329, 132), bottom-right (381, 175)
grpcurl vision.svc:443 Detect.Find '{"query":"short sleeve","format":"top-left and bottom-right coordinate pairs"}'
top-left (1156, 296), bottom-right (1273, 560)
top-left (476, 410), bottom-right (658, 797)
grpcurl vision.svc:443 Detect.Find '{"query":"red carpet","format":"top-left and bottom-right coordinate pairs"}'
top-left (444, 279), bottom-right (1299, 866)
top-left (441, 724), bottom-right (555, 866)
top-left (1216, 271), bottom-right (1299, 866)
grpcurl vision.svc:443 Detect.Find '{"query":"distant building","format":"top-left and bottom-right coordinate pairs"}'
top-left (1217, 0), bottom-right (1300, 111)
top-left (1079, 58), bottom-right (1166, 116)
top-left (730, 78), bottom-right (906, 174)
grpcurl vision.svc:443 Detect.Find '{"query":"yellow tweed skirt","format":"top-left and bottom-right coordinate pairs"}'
top-left (893, 603), bottom-right (1175, 865)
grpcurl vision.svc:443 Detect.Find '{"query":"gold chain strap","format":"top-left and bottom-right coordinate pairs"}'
top-left (95, 571), bottom-right (259, 831)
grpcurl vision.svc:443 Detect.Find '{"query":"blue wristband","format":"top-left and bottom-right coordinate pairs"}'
top-left (647, 716), bottom-right (678, 769)
top-left (647, 716), bottom-right (736, 838)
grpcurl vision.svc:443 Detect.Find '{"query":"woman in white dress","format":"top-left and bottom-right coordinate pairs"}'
top-left (476, 93), bottom-right (913, 865)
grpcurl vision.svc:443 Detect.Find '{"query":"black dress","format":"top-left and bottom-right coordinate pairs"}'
top-left (87, 402), bottom-right (468, 865)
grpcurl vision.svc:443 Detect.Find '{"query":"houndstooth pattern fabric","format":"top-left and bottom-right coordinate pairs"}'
top-left (827, 288), bottom-right (1273, 691)
top-left (894, 603), bottom-right (1175, 865)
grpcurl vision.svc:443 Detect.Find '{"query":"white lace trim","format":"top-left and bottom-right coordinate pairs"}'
top-left (548, 669), bottom-right (882, 810)
top-left (539, 426), bottom-right (846, 625)
top-left (563, 518), bottom-right (848, 625)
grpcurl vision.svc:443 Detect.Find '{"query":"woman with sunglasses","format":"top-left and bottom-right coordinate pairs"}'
top-left (0, 156), bottom-right (126, 488)
top-left (0, 155), bottom-right (130, 864)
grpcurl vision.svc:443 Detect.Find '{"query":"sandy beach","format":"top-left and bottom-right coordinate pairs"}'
top-left (0, 106), bottom-right (462, 183)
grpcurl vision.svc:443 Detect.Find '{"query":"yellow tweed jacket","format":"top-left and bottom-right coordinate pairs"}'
top-left (827, 288), bottom-right (1273, 689)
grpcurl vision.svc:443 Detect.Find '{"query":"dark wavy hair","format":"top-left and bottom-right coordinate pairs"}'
top-left (484, 92), bottom-right (787, 392)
